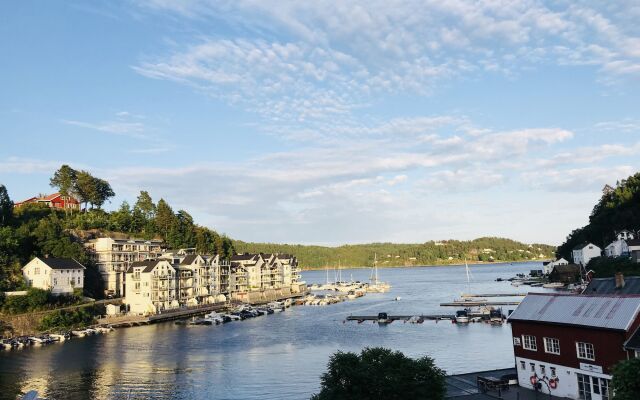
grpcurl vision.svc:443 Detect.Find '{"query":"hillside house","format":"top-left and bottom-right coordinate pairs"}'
top-left (22, 257), bottom-right (85, 295)
top-left (543, 258), bottom-right (568, 275)
top-left (14, 193), bottom-right (80, 211)
top-left (604, 239), bottom-right (629, 258)
top-left (549, 264), bottom-right (582, 284)
top-left (572, 243), bottom-right (601, 267)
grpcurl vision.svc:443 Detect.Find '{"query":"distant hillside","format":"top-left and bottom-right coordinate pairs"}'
top-left (233, 237), bottom-right (556, 269)
top-left (557, 172), bottom-right (640, 260)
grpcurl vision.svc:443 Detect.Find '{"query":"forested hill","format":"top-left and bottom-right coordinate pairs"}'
top-left (557, 172), bottom-right (640, 260)
top-left (233, 237), bottom-right (556, 269)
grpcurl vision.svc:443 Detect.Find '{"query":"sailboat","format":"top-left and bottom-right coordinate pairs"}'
top-left (367, 253), bottom-right (391, 293)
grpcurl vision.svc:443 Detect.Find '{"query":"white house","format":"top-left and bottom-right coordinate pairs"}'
top-left (542, 258), bottom-right (568, 275)
top-left (616, 230), bottom-right (635, 241)
top-left (22, 257), bottom-right (85, 295)
top-left (572, 243), bottom-right (601, 266)
top-left (604, 239), bottom-right (630, 258)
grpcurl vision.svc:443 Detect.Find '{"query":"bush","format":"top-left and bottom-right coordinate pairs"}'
top-left (587, 257), bottom-right (639, 279)
top-left (39, 307), bottom-right (96, 331)
top-left (612, 358), bottom-right (640, 400)
top-left (1, 288), bottom-right (83, 315)
top-left (311, 347), bottom-right (446, 400)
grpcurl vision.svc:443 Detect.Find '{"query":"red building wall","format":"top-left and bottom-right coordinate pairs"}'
top-left (511, 321), bottom-right (631, 374)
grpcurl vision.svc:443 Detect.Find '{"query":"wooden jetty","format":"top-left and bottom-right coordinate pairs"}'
top-left (461, 293), bottom-right (526, 298)
top-left (440, 300), bottom-right (520, 307)
top-left (346, 314), bottom-right (455, 323)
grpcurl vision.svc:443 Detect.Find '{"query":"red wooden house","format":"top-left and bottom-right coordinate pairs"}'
top-left (14, 193), bottom-right (80, 211)
top-left (508, 293), bottom-right (640, 400)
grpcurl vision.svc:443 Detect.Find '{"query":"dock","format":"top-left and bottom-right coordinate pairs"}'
top-left (440, 300), bottom-right (521, 307)
top-left (461, 293), bottom-right (526, 298)
top-left (346, 314), bottom-right (455, 323)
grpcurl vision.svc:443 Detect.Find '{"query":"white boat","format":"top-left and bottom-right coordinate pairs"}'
top-left (29, 337), bottom-right (46, 345)
top-left (283, 298), bottom-right (293, 308)
top-left (95, 326), bottom-right (114, 334)
top-left (367, 254), bottom-right (390, 293)
top-left (511, 281), bottom-right (523, 287)
top-left (48, 334), bottom-right (68, 342)
top-left (456, 310), bottom-right (470, 323)
top-left (71, 330), bottom-right (88, 337)
top-left (543, 282), bottom-right (565, 289)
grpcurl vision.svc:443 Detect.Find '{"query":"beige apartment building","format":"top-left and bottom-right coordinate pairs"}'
top-left (124, 259), bottom-right (176, 314)
top-left (84, 237), bottom-right (164, 297)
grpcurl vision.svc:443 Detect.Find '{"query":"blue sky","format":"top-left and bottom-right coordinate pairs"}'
top-left (1, 1), bottom-right (640, 245)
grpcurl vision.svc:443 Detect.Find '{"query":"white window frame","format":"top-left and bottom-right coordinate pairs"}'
top-left (530, 363), bottom-right (535, 372)
top-left (520, 361), bottom-right (526, 370)
top-left (523, 335), bottom-right (537, 351)
top-left (544, 337), bottom-right (561, 355)
top-left (576, 342), bottom-right (595, 361)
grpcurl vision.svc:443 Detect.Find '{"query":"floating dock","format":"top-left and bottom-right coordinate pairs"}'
top-left (346, 314), bottom-right (455, 323)
top-left (440, 300), bottom-right (521, 307)
top-left (461, 293), bottom-right (526, 298)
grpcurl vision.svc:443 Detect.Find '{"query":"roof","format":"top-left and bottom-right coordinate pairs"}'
top-left (573, 242), bottom-right (599, 251)
top-left (180, 254), bottom-right (198, 265)
top-left (551, 263), bottom-right (581, 274)
top-left (127, 259), bottom-right (165, 273)
top-left (231, 254), bottom-right (257, 261)
top-left (584, 276), bottom-right (640, 295)
top-left (37, 257), bottom-right (86, 270)
top-left (40, 193), bottom-right (62, 201)
top-left (627, 239), bottom-right (640, 247)
top-left (625, 327), bottom-right (640, 350)
top-left (508, 293), bottom-right (640, 331)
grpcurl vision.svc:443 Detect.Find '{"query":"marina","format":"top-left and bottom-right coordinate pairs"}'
top-left (0, 262), bottom-right (549, 400)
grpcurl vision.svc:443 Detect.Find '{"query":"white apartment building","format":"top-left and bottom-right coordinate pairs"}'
top-left (572, 243), bottom-right (601, 266)
top-left (604, 239), bottom-right (629, 258)
top-left (22, 257), bottom-right (85, 295)
top-left (124, 259), bottom-right (176, 314)
top-left (231, 254), bottom-right (265, 291)
top-left (84, 237), bottom-right (164, 296)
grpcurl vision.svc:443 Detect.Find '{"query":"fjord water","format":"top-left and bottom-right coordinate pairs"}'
top-left (0, 262), bottom-right (546, 399)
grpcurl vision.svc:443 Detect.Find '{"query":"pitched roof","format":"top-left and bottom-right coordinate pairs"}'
top-left (127, 259), bottom-right (165, 273)
top-left (231, 254), bottom-right (257, 261)
top-left (573, 242), bottom-right (598, 251)
top-left (584, 276), bottom-right (640, 295)
top-left (180, 254), bottom-right (198, 265)
top-left (625, 327), bottom-right (640, 350)
top-left (38, 257), bottom-right (85, 270)
top-left (551, 264), bottom-right (581, 274)
top-left (508, 293), bottom-right (640, 331)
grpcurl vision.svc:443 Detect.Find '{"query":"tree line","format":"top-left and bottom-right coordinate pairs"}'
top-left (234, 237), bottom-right (556, 269)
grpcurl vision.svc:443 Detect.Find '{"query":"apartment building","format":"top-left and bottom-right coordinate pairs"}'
top-left (124, 259), bottom-right (176, 314)
top-left (84, 237), bottom-right (164, 296)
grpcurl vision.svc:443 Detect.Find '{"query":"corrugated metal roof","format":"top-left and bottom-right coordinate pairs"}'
top-left (583, 276), bottom-right (640, 295)
top-left (508, 293), bottom-right (640, 331)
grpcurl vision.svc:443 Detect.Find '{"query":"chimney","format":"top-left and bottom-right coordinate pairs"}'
top-left (615, 272), bottom-right (625, 289)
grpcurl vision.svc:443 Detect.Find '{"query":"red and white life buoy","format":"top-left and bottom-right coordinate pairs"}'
top-left (549, 379), bottom-right (557, 389)
top-left (530, 375), bottom-right (537, 386)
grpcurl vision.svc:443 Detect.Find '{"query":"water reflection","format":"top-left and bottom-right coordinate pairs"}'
top-left (1, 262), bottom-right (545, 399)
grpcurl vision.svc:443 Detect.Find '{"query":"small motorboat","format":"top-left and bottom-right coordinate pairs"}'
top-left (71, 330), bottom-right (88, 337)
top-left (456, 310), bottom-right (470, 324)
top-left (224, 313), bottom-right (242, 321)
top-left (407, 316), bottom-right (424, 324)
top-left (543, 282), bottom-right (565, 289)
top-left (377, 312), bottom-right (392, 325)
top-left (394, 296), bottom-right (401, 301)
top-left (1, 340), bottom-right (13, 350)
top-left (49, 333), bottom-right (69, 342)
top-left (95, 326), bottom-right (114, 334)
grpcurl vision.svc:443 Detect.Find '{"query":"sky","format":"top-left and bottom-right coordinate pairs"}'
top-left (1, 1), bottom-right (640, 246)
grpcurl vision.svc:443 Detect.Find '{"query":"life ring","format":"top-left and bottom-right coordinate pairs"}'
top-left (530, 375), bottom-right (537, 386)
top-left (549, 379), bottom-right (557, 389)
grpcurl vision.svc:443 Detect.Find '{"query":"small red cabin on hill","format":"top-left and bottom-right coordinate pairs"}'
top-left (14, 193), bottom-right (80, 211)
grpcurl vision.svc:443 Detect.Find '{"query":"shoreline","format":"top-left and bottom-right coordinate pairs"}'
top-left (300, 259), bottom-right (549, 271)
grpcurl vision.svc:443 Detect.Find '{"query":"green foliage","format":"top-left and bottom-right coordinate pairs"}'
top-left (0, 184), bottom-right (12, 226)
top-left (39, 307), bottom-right (97, 331)
top-left (311, 347), bottom-right (446, 400)
top-left (235, 237), bottom-right (556, 269)
top-left (611, 358), bottom-right (640, 400)
top-left (50, 165), bottom-right (115, 211)
top-left (586, 257), bottom-right (639, 279)
top-left (0, 288), bottom-right (82, 315)
top-left (558, 172), bottom-right (640, 260)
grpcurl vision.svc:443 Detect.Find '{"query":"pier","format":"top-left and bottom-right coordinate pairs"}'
top-left (461, 293), bottom-right (527, 298)
top-left (346, 314), bottom-right (455, 323)
top-left (440, 300), bottom-right (521, 307)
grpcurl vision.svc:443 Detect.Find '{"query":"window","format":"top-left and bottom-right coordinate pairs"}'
top-left (550, 367), bottom-right (556, 377)
top-left (600, 378), bottom-right (610, 400)
top-left (540, 365), bottom-right (546, 376)
top-left (523, 335), bottom-right (537, 351)
top-left (530, 363), bottom-right (535, 372)
top-left (35, 267), bottom-right (40, 274)
top-left (577, 342), bottom-right (595, 360)
top-left (513, 337), bottom-right (521, 346)
top-left (544, 337), bottom-right (560, 354)
top-left (577, 373), bottom-right (592, 400)
top-left (53, 278), bottom-right (57, 285)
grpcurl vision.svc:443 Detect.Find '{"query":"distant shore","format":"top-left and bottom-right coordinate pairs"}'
top-left (300, 259), bottom-right (549, 271)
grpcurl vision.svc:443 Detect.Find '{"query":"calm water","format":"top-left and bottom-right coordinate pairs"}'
top-left (0, 262), bottom-right (548, 399)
